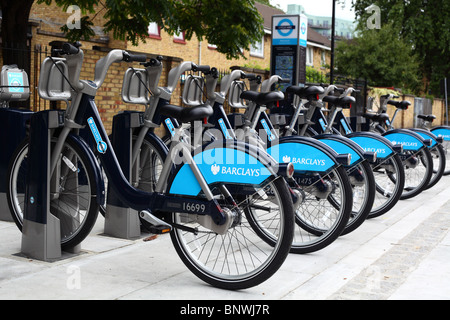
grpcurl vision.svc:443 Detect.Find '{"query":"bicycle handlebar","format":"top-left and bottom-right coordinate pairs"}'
top-left (62, 42), bottom-right (80, 55)
top-left (122, 51), bottom-right (147, 63)
top-left (192, 63), bottom-right (211, 73)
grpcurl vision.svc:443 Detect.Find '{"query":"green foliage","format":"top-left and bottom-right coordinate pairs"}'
top-left (335, 23), bottom-right (421, 93)
top-left (37, 0), bottom-right (264, 60)
top-left (350, 0), bottom-right (450, 96)
top-left (306, 66), bottom-right (328, 84)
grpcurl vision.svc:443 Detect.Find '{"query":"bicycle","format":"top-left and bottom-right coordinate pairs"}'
top-left (258, 77), bottom-right (376, 234)
top-left (271, 81), bottom-right (405, 218)
top-left (362, 94), bottom-right (435, 197)
top-left (6, 43), bottom-right (295, 290)
top-left (416, 114), bottom-right (450, 176)
top-left (197, 69), bottom-right (354, 253)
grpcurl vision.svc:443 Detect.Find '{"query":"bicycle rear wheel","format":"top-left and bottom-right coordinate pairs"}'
top-left (368, 153), bottom-right (405, 218)
top-left (289, 165), bottom-right (352, 253)
top-left (424, 144), bottom-right (445, 189)
top-left (168, 177), bottom-right (294, 290)
top-left (399, 148), bottom-right (433, 199)
top-left (7, 137), bottom-right (99, 250)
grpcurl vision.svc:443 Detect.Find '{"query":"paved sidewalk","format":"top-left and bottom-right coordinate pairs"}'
top-left (1, 175), bottom-right (449, 301)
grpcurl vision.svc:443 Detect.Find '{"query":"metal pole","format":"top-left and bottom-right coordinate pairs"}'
top-left (330, 0), bottom-right (336, 84)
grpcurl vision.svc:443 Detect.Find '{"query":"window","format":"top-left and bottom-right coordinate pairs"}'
top-left (306, 47), bottom-right (313, 66)
top-left (173, 30), bottom-right (186, 44)
top-left (250, 36), bottom-right (264, 58)
top-left (321, 50), bottom-right (326, 66)
top-left (148, 22), bottom-right (161, 39)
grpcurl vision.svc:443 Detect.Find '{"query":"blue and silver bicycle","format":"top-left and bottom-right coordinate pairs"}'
top-left (6, 43), bottom-right (295, 290)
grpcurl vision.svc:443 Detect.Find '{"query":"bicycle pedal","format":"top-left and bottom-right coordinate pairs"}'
top-left (139, 210), bottom-right (172, 234)
top-left (147, 225), bottom-right (172, 234)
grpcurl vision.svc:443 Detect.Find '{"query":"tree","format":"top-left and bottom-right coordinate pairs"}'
top-left (351, 0), bottom-right (450, 95)
top-left (0, 0), bottom-right (264, 63)
top-left (335, 23), bottom-right (421, 92)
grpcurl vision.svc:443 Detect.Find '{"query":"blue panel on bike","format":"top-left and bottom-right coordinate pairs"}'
top-left (267, 142), bottom-right (335, 172)
top-left (348, 136), bottom-right (393, 159)
top-left (431, 128), bottom-right (450, 141)
top-left (169, 148), bottom-right (272, 196)
top-left (382, 132), bottom-right (423, 151)
top-left (412, 131), bottom-right (436, 147)
top-left (315, 138), bottom-right (360, 166)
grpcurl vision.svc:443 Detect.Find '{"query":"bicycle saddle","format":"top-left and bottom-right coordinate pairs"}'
top-left (363, 112), bottom-right (390, 123)
top-left (159, 104), bottom-right (213, 123)
top-left (417, 114), bottom-right (436, 122)
top-left (387, 100), bottom-right (410, 110)
top-left (285, 85), bottom-right (324, 99)
top-left (240, 90), bottom-right (284, 107)
top-left (322, 95), bottom-right (355, 108)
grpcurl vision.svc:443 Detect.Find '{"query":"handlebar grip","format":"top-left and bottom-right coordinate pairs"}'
top-left (192, 64), bottom-right (211, 73)
top-left (242, 73), bottom-right (257, 80)
top-left (123, 51), bottom-right (147, 62)
top-left (62, 42), bottom-right (80, 55)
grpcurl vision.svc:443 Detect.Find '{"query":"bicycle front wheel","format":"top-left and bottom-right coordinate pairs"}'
top-left (6, 137), bottom-right (99, 250)
top-left (399, 148), bottom-right (433, 199)
top-left (424, 144), bottom-right (445, 189)
top-left (290, 165), bottom-right (352, 254)
top-left (168, 177), bottom-right (294, 290)
top-left (368, 153), bottom-right (405, 218)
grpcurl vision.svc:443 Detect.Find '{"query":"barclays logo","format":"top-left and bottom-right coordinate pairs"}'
top-left (211, 164), bottom-right (220, 175)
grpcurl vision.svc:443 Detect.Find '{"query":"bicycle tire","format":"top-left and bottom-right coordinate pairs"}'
top-left (168, 176), bottom-right (294, 290)
top-left (288, 165), bottom-right (352, 253)
top-left (341, 160), bottom-right (375, 235)
top-left (425, 144), bottom-right (445, 189)
top-left (368, 153), bottom-right (405, 219)
top-left (398, 147), bottom-right (433, 199)
top-left (6, 136), bottom-right (99, 250)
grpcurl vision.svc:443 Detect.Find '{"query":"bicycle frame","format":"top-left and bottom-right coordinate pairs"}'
top-left (47, 48), bottom-right (291, 235)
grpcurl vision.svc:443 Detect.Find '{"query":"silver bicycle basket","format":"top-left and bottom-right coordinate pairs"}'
top-left (121, 67), bottom-right (151, 105)
top-left (182, 74), bottom-right (205, 106)
top-left (228, 80), bottom-right (246, 109)
top-left (38, 57), bottom-right (71, 101)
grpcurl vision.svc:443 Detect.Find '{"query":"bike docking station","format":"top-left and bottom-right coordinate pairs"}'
top-left (0, 65), bottom-right (34, 222)
top-left (104, 110), bottom-right (142, 239)
top-left (20, 109), bottom-right (77, 261)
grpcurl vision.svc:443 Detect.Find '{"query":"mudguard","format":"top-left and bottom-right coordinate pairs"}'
top-left (168, 139), bottom-right (278, 197)
top-left (266, 135), bottom-right (342, 173)
top-left (66, 133), bottom-right (106, 206)
top-left (382, 129), bottom-right (430, 151)
top-left (346, 131), bottom-right (395, 159)
top-left (313, 133), bottom-right (368, 166)
top-left (409, 128), bottom-right (441, 148)
top-left (431, 126), bottom-right (450, 142)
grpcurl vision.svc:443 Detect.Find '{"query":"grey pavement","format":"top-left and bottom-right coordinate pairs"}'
top-left (1, 175), bottom-right (450, 301)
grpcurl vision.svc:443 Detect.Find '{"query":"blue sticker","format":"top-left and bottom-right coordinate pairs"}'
top-left (317, 138), bottom-right (360, 166)
top-left (412, 131), bottom-right (436, 147)
top-left (87, 117), bottom-right (107, 153)
top-left (318, 118), bottom-right (327, 131)
top-left (260, 119), bottom-right (275, 141)
top-left (383, 132), bottom-right (423, 151)
top-left (349, 136), bottom-right (392, 159)
top-left (340, 118), bottom-right (352, 134)
top-left (169, 148), bottom-right (272, 196)
top-left (431, 128), bottom-right (450, 141)
top-left (7, 72), bottom-right (24, 93)
top-left (267, 142), bottom-right (335, 172)
top-left (218, 118), bottom-right (232, 139)
top-left (165, 118), bottom-right (176, 137)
